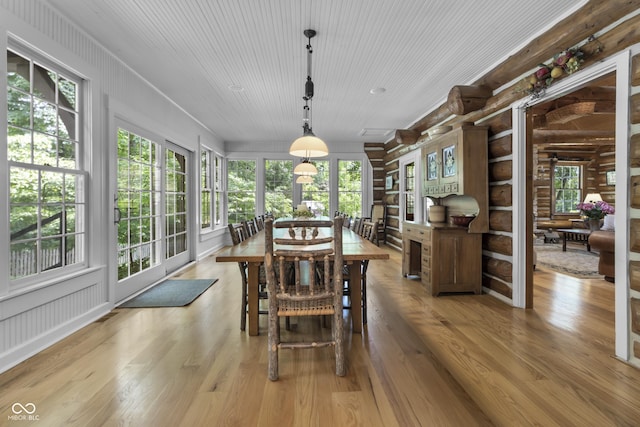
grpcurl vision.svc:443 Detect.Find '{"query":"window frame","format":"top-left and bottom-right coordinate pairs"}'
top-left (551, 162), bottom-right (584, 216)
top-left (6, 44), bottom-right (88, 288)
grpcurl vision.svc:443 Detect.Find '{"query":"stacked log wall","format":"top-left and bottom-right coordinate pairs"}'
top-left (376, 2), bottom-right (640, 366)
top-left (629, 51), bottom-right (640, 365)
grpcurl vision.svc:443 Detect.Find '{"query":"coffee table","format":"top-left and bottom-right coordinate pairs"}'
top-left (557, 228), bottom-right (591, 252)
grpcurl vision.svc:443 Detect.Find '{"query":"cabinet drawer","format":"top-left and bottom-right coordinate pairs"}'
top-left (422, 256), bottom-right (431, 270)
top-left (422, 243), bottom-right (431, 256)
top-left (404, 226), bottom-right (428, 242)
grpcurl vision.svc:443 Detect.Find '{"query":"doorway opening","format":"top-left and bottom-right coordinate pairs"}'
top-left (529, 72), bottom-right (616, 284)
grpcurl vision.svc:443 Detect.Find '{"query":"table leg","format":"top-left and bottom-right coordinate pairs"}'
top-left (348, 260), bottom-right (362, 333)
top-left (562, 232), bottom-right (567, 252)
top-left (247, 262), bottom-right (260, 336)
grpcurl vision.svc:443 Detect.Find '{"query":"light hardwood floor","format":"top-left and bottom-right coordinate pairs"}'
top-left (1, 248), bottom-right (638, 426)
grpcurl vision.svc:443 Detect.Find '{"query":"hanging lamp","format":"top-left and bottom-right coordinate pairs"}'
top-left (294, 158), bottom-right (318, 176)
top-left (289, 29), bottom-right (328, 158)
top-left (296, 175), bottom-right (314, 184)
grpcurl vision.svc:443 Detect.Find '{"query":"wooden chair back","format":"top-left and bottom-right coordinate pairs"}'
top-left (264, 216), bottom-right (345, 380)
top-left (360, 220), bottom-right (377, 241)
top-left (228, 222), bottom-right (248, 245)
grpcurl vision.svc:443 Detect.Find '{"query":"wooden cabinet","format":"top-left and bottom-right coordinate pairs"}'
top-left (421, 124), bottom-right (489, 233)
top-left (402, 221), bottom-right (482, 296)
top-left (402, 124), bottom-right (488, 296)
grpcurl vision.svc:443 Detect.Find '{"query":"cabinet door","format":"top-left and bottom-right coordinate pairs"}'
top-left (440, 141), bottom-right (459, 191)
top-left (433, 231), bottom-right (481, 294)
top-left (422, 147), bottom-right (439, 196)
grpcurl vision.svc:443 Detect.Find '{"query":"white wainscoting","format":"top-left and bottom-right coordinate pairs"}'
top-left (0, 267), bottom-right (109, 373)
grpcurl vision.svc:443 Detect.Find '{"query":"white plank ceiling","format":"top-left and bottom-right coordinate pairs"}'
top-left (46, 0), bottom-right (586, 146)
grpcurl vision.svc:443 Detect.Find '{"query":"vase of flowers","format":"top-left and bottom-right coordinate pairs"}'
top-left (576, 200), bottom-right (614, 231)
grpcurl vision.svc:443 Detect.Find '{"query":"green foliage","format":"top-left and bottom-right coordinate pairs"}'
top-left (227, 160), bottom-right (256, 222)
top-left (265, 160), bottom-right (293, 218)
top-left (337, 160), bottom-right (362, 218)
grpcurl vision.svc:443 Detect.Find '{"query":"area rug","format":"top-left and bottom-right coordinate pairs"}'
top-left (534, 243), bottom-right (601, 279)
top-left (119, 278), bottom-right (218, 308)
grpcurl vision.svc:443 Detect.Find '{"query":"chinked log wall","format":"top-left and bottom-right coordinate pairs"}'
top-left (377, 0), bottom-right (640, 361)
top-left (629, 52), bottom-right (640, 361)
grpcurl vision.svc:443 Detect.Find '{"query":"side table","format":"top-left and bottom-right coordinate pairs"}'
top-left (557, 228), bottom-right (591, 252)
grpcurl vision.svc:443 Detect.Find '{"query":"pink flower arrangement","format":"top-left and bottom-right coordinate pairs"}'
top-left (576, 200), bottom-right (614, 220)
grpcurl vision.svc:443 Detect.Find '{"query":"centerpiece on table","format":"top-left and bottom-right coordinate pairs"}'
top-left (293, 204), bottom-right (314, 219)
top-left (576, 200), bottom-right (614, 231)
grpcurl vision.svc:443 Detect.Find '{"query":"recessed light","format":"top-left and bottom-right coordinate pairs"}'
top-left (228, 84), bottom-right (244, 92)
top-left (369, 87), bottom-right (386, 95)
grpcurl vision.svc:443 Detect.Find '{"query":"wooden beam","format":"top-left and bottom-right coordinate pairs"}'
top-left (408, 0), bottom-right (640, 134)
top-left (447, 85), bottom-right (492, 115)
top-left (532, 129), bottom-right (614, 144)
top-left (394, 129), bottom-right (420, 145)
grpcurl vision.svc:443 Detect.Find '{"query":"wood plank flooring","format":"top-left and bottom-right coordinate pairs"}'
top-left (0, 248), bottom-right (638, 426)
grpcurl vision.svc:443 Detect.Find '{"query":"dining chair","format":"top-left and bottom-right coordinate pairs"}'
top-left (369, 202), bottom-right (387, 245)
top-left (229, 222), bottom-right (267, 331)
top-left (255, 215), bottom-right (264, 231)
top-left (264, 216), bottom-right (345, 381)
top-left (358, 221), bottom-right (377, 324)
top-left (244, 219), bottom-right (258, 236)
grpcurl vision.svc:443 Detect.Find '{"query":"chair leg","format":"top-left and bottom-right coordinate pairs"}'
top-left (240, 279), bottom-right (248, 331)
top-left (362, 275), bottom-right (367, 324)
top-left (268, 312), bottom-right (279, 381)
top-left (334, 309), bottom-right (345, 376)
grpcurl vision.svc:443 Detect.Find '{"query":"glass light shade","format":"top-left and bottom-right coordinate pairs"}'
top-left (294, 161), bottom-right (317, 176)
top-left (583, 193), bottom-right (603, 203)
top-left (289, 129), bottom-right (329, 158)
top-left (296, 175), bottom-right (313, 184)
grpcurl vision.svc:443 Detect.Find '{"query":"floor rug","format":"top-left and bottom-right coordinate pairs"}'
top-left (534, 243), bottom-right (601, 279)
top-left (119, 278), bottom-right (218, 308)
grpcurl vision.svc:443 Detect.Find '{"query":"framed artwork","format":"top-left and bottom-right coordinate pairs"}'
top-left (606, 170), bottom-right (615, 185)
top-left (385, 175), bottom-right (393, 189)
top-left (427, 152), bottom-right (437, 180)
top-left (442, 145), bottom-right (456, 178)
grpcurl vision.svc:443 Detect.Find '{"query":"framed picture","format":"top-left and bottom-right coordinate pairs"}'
top-left (385, 175), bottom-right (393, 189)
top-left (606, 170), bottom-right (615, 186)
top-left (427, 152), bottom-right (437, 180)
top-left (442, 144), bottom-right (456, 178)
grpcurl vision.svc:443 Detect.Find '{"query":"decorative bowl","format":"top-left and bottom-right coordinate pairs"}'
top-left (450, 215), bottom-right (475, 227)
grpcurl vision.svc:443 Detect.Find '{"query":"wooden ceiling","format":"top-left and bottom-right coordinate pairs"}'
top-left (531, 73), bottom-right (616, 160)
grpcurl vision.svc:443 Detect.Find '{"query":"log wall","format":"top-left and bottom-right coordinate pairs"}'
top-left (374, 1), bottom-right (640, 368)
top-left (629, 52), bottom-right (640, 364)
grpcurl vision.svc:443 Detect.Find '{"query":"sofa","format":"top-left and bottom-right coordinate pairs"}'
top-left (588, 215), bottom-right (615, 282)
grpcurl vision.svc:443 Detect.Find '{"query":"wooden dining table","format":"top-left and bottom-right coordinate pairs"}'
top-left (215, 226), bottom-right (389, 336)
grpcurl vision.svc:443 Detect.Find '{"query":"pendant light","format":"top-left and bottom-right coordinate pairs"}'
top-left (289, 29), bottom-right (328, 158)
top-left (294, 158), bottom-right (318, 176)
top-left (296, 175), bottom-right (314, 184)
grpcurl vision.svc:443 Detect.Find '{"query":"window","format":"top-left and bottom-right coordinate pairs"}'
top-left (200, 149), bottom-right (212, 229)
top-left (116, 129), bottom-right (161, 280)
top-left (302, 160), bottom-right (329, 217)
top-left (264, 160), bottom-right (293, 219)
top-left (7, 48), bottom-right (86, 282)
top-left (227, 160), bottom-right (256, 223)
top-left (165, 148), bottom-right (188, 258)
top-left (214, 154), bottom-right (223, 226)
top-left (200, 148), bottom-right (224, 230)
top-left (404, 162), bottom-right (415, 221)
top-left (553, 164), bottom-right (582, 214)
top-left (338, 160), bottom-right (362, 218)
